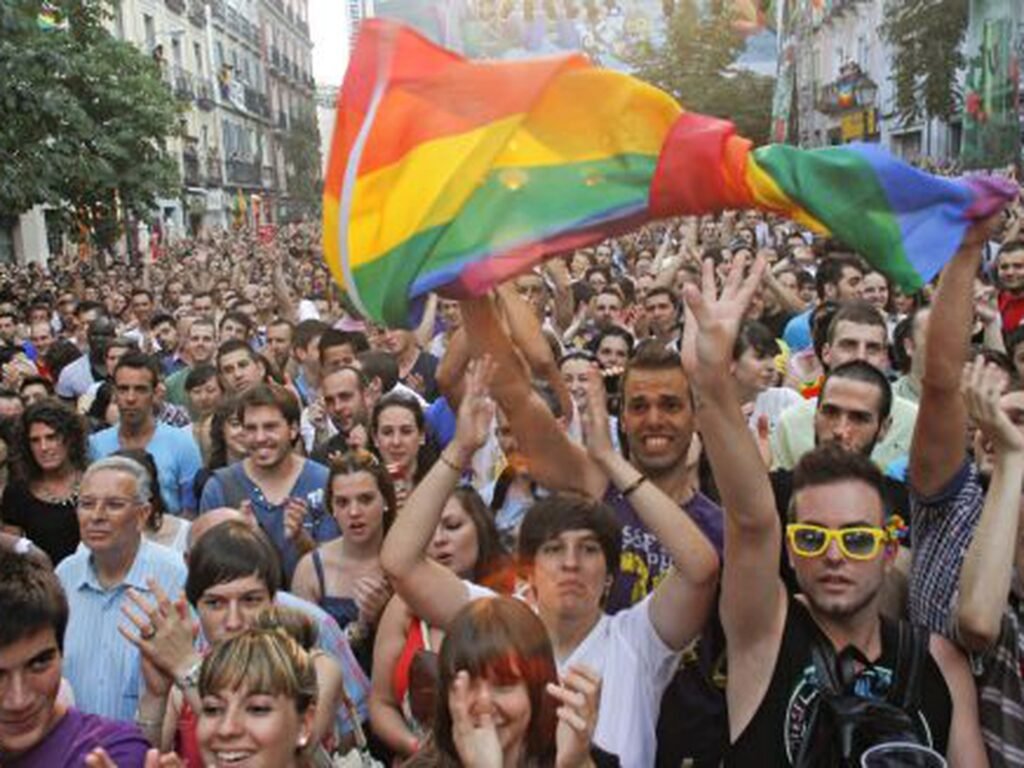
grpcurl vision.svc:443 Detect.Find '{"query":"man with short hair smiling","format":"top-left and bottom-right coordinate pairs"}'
top-left (0, 550), bottom-right (150, 765)
top-left (89, 353), bottom-right (203, 516)
top-left (55, 457), bottom-right (186, 721)
top-left (643, 286), bottom-right (681, 347)
top-left (198, 384), bottom-right (339, 579)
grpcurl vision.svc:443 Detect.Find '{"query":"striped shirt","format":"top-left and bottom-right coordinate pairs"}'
top-left (910, 460), bottom-right (1024, 767)
top-left (56, 539), bottom-right (187, 722)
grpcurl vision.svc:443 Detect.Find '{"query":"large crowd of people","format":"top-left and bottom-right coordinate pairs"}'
top-left (2, 198), bottom-right (1024, 767)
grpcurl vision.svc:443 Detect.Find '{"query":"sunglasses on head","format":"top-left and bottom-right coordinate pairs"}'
top-left (785, 523), bottom-right (891, 561)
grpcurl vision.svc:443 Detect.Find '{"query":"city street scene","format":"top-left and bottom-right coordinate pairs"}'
top-left (1, 1), bottom-right (1024, 767)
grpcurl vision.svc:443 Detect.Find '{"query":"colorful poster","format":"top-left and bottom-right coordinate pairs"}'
top-left (962, 8), bottom-right (1021, 168)
top-left (371, 0), bottom-right (777, 73)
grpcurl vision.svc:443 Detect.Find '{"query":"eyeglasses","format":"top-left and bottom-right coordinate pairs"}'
top-left (786, 523), bottom-right (891, 561)
top-left (78, 496), bottom-right (139, 514)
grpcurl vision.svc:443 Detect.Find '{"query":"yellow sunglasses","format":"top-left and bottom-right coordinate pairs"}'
top-left (786, 523), bottom-right (891, 561)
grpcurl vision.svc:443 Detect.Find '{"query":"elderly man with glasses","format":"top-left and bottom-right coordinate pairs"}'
top-left (55, 456), bottom-right (186, 722)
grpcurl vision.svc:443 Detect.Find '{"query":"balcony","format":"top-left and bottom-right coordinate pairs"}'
top-left (196, 79), bottom-right (215, 110)
top-left (173, 66), bottom-right (195, 102)
top-left (243, 87), bottom-right (271, 119)
top-left (206, 154), bottom-right (224, 187)
top-left (165, 0), bottom-right (185, 14)
top-left (817, 62), bottom-right (878, 116)
top-left (183, 149), bottom-right (202, 188)
top-left (188, 0), bottom-right (206, 28)
top-left (226, 158), bottom-right (262, 187)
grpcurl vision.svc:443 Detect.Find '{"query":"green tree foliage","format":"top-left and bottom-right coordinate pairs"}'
top-left (881, 0), bottom-right (969, 125)
top-left (625, 0), bottom-right (775, 145)
top-left (282, 110), bottom-right (322, 221)
top-left (0, 0), bottom-right (180, 246)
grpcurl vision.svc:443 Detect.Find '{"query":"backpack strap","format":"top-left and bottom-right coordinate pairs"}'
top-left (809, 627), bottom-right (843, 695)
top-left (888, 620), bottom-right (929, 712)
top-left (212, 464), bottom-right (250, 510)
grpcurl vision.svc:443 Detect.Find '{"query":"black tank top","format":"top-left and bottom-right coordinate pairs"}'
top-left (726, 598), bottom-right (952, 767)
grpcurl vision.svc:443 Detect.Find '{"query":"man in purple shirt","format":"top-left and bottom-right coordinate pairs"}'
top-left (0, 550), bottom-right (149, 767)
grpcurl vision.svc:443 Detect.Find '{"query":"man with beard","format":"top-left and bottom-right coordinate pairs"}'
top-left (198, 384), bottom-right (339, 580)
top-left (88, 353), bottom-right (202, 516)
top-left (302, 365), bottom-right (372, 460)
top-left (771, 301), bottom-right (919, 472)
top-left (686, 254), bottom-right (984, 766)
top-left (764, 360), bottom-right (909, 592)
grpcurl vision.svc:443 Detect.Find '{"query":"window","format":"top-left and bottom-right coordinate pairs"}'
top-left (143, 14), bottom-right (155, 50)
top-left (194, 42), bottom-right (204, 76)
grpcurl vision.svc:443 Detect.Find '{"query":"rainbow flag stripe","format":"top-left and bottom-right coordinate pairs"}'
top-left (324, 20), bottom-right (1015, 327)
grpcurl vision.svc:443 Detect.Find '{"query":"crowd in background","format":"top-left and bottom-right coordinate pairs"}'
top-left (1, 184), bottom-right (1024, 767)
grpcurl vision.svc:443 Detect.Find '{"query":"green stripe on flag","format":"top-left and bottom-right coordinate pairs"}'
top-left (354, 153), bottom-right (659, 326)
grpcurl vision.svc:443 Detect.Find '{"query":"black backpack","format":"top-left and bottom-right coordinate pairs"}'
top-left (794, 620), bottom-right (932, 768)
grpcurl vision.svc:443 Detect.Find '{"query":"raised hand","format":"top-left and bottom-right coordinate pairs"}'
top-left (580, 367), bottom-right (615, 464)
top-left (450, 671), bottom-right (503, 768)
top-left (119, 579), bottom-right (199, 683)
top-left (551, 664), bottom-right (601, 768)
top-left (962, 356), bottom-right (1024, 455)
top-left (681, 252), bottom-right (766, 378)
top-left (450, 355), bottom-right (497, 464)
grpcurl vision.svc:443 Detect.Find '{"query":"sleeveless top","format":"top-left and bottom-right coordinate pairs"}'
top-left (726, 597), bottom-right (952, 767)
top-left (312, 549), bottom-right (360, 629)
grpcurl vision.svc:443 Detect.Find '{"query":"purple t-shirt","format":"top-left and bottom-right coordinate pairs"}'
top-left (603, 485), bottom-right (724, 614)
top-left (4, 707), bottom-right (149, 768)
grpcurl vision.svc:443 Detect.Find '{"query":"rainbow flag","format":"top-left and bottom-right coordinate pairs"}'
top-left (323, 20), bottom-right (1015, 327)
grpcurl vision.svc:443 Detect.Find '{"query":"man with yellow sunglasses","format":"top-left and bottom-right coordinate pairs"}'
top-left (682, 248), bottom-right (987, 766)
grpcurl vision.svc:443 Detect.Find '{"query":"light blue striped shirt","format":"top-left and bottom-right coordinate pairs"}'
top-left (56, 539), bottom-right (187, 722)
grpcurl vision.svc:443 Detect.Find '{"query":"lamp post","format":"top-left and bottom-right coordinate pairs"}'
top-left (854, 76), bottom-right (878, 141)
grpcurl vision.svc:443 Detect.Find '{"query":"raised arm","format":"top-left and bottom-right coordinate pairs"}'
top-left (681, 255), bottom-right (787, 653)
top-left (910, 220), bottom-right (995, 496)
top-left (956, 358), bottom-right (1024, 651)
top-left (379, 357), bottom-right (494, 629)
top-left (459, 295), bottom-right (606, 498)
top-left (581, 369), bottom-right (719, 650)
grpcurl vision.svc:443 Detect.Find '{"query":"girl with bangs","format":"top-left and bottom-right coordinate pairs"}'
top-left (195, 624), bottom-right (319, 768)
top-left (370, 486), bottom-right (514, 760)
top-left (406, 597), bottom-right (602, 768)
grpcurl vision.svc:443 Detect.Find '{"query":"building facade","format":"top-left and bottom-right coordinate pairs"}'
top-left (774, 0), bottom-right (962, 162)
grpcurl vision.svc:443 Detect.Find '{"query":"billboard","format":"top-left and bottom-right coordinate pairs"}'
top-left (371, 0), bottom-right (777, 73)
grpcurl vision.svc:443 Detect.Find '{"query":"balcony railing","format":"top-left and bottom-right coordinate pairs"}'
top-left (183, 150), bottom-right (202, 187)
top-left (206, 155), bottom-right (224, 187)
top-left (196, 79), bottom-right (215, 110)
top-left (165, 0), bottom-right (185, 14)
top-left (173, 66), bottom-right (195, 102)
top-left (226, 158), bottom-right (261, 186)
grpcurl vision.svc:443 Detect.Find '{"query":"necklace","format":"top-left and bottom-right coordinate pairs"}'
top-left (35, 473), bottom-right (81, 505)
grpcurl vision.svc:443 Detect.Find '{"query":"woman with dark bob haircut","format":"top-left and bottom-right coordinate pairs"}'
top-left (406, 596), bottom-right (602, 768)
top-left (0, 399), bottom-right (89, 564)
